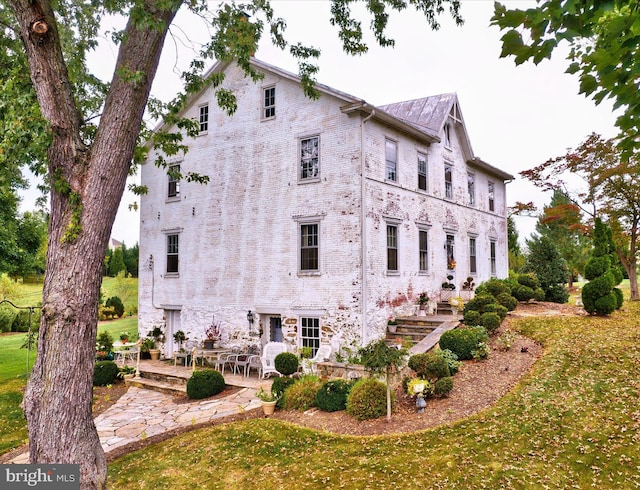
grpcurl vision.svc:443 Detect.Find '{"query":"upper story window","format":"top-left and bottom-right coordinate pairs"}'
top-left (469, 237), bottom-right (477, 275)
top-left (263, 86), bottom-right (276, 119)
top-left (419, 229), bottom-right (429, 272)
top-left (385, 139), bottom-right (397, 182)
top-left (300, 223), bottom-right (319, 272)
top-left (467, 173), bottom-right (475, 206)
top-left (444, 164), bottom-right (453, 199)
top-left (166, 234), bottom-right (179, 274)
top-left (417, 152), bottom-right (427, 191)
top-left (488, 182), bottom-right (495, 212)
top-left (387, 224), bottom-right (398, 272)
top-left (199, 104), bottom-right (209, 133)
top-left (444, 123), bottom-right (452, 148)
top-left (168, 164), bottom-right (180, 199)
top-left (300, 136), bottom-right (319, 181)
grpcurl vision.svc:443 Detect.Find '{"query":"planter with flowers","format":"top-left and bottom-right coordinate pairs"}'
top-left (255, 387), bottom-right (279, 416)
top-left (204, 316), bottom-right (222, 349)
top-left (450, 296), bottom-right (464, 316)
top-left (387, 316), bottom-right (398, 333)
top-left (417, 292), bottom-right (430, 316)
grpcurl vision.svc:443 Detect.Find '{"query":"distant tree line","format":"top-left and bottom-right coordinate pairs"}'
top-left (103, 243), bottom-right (139, 277)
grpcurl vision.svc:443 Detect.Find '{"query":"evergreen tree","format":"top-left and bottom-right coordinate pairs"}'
top-left (108, 247), bottom-right (126, 277)
top-left (582, 218), bottom-right (623, 315)
top-left (525, 234), bottom-right (569, 303)
top-left (535, 190), bottom-right (590, 288)
top-left (507, 216), bottom-right (525, 272)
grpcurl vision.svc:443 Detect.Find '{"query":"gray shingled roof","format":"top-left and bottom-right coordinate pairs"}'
top-left (378, 94), bottom-right (457, 134)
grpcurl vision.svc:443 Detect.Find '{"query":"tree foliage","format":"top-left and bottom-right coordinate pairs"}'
top-left (492, 1), bottom-right (640, 158)
top-left (519, 133), bottom-right (640, 300)
top-left (525, 234), bottom-right (569, 303)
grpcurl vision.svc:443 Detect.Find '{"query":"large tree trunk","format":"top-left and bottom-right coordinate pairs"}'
top-left (9, 0), bottom-right (179, 487)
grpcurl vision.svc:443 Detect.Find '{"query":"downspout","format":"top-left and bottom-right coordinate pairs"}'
top-left (360, 107), bottom-right (375, 344)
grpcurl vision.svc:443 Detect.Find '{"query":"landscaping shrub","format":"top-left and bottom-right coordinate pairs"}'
top-left (480, 312), bottom-right (501, 334)
top-left (96, 331), bottom-right (114, 353)
top-left (464, 293), bottom-right (496, 313)
top-left (274, 352), bottom-right (299, 376)
top-left (613, 287), bottom-right (624, 309)
top-left (438, 349), bottom-right (461, 375)
top-left (439, 326), bottom-right (489, 360)
top-left (408, 353), bottom-right (429, 378)
top-left (472, 341), bottom-right (490, 360)
top-left (272, 376), bottom-right (296, 408)
top-left (483, 303), bottom-right (508, 320)
top-left (105, 296), bottom-right (125, 318)
top-left (534, 287), bottom-right (546, 302)
top-left (517, 273), bottom-right (540, 289)
top-left (346, 378), bottom-right (391, 421)
top-left (93, 360), bottom-right (119, 386)
top-left (463, 309), bottom-right (481, 326)
top-left (11, 309), bottom-right (41, 333)
top-left (475, 278), bottom-right (511, 298)
top-left (316, 379), bottom-right (352, 412)
top-left (545, 284), bottom-right (569, 304)
top-left (496, 292), bottom-right (518, 311)
top-left (433, 376), bottom-right (454, 397)
top-left (422, 352), bottom-right (450, 380)
top-left (584, 255), bottom-right (610, 280)
top-left (283, 378), bottom-right (322, 411)
top-left (0, 306), bottom-right (17, 334)
top-left (512, 284), bottom-right (535, 302)
top-left (186, 369), bottom-right (225, 399)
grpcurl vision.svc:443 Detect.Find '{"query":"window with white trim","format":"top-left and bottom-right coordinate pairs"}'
top-left (300, 317), bottom-right (320, 356)
top-left (467, 172), bottom-right (475, 206)
top-left (167, 234), bottom-right (179, 274)
top-left (446, 234), bottom-right (455, 270)
top-left (385, 139), bottom-right (397, 182)
top-left (417, 152), bottom-right (427, 191)
top-left (263, 86), bottom-right (275, 119)
top-left (419, 230), bottom-right (429, 272)
top-left (444, 164), bottom-right (453, 199)
top-left (387, 224), bottom-right (398, 272)
top-left (300, 223), bottom-right (319, 271)
top-left (300, 136), bottom-right (319, 180)
top-left (490, 240), bottom-right (497, 275)
top-left (488, 182), bottom-right (495, 212)
top-left (469, 237), bottom-right (477, 275)
top-left (199, 104), bottom-right (209, 133)
top-left (167, 164), bottom-right (180, 198)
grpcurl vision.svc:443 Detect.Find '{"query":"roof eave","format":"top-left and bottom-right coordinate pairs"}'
top-left (469, 157), bottom-right (515, 182)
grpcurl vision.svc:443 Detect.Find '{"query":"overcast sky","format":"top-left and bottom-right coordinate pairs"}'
top-left (20, 0), bottom-right (620, 247)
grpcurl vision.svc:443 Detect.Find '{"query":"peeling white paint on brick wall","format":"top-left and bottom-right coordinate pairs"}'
top-left (138, 60), bottom-right (511, 356)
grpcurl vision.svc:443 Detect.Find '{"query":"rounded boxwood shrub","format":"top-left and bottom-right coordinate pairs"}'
top-left (480, 312), bottom-right (501, 334)
top-left (272, 376), bottom-right (296, 408)
top-left (93, 360), bottom-right (119, 386)
top-left (613, 287), bottom-right (624, 309)
top-left (423, 352), bottom-right (450, 380)
top-left (439, 326), bottom-right (488, 361)
top-left (433, 376), bottom-right (454, 397)
top-left (186, 369), bottom-right (225, 399)
top-left (274, 352), bottom-right (299, 376)
top-left (462, 309), bottom-right (481, 326)
top-left (408, 353), bottom-right (429, 378)
top-left (464, 294), bottom-right (496, 313)
top-left (283, 378), bottom-right (322, 411)
top-left (483, 303), bottom-right (508, 321)
top-left (593, 291), bottom-right (618, 316)
top-left (496, 292), bottom-right (518, 311)
top-left (533, 287), bottom-right (546, 302)
top-left (517, 273), bottom-right (540, 289)
top-left (316, 379), bottom-right (352, 412)
top-left (584, 255), bottom-right (610, 281)
top-left (512, 284), bottom-right (535, 302)
top-left (105, 296), bottom-right (125, 318)
top-left (545, 284), bottom-right (569, 304)
top-left (346, 378), bottom-right (391, 421)
top-left (475, 278), bottom-right (511, 298)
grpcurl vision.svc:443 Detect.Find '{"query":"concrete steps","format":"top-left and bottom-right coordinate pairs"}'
top-left (386, 311), bottom-right (462, 347)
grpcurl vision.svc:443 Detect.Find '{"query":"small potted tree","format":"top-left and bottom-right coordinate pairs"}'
top-left (417, 292), bottom-right (429, 316)
top-left (173, 330), bottom-right (187, 351)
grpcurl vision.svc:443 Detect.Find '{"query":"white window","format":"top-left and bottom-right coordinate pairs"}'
top-left (417, 152), bottom-right (427, 191)
top-left (387, 225), bottom-right (398, 272)
top-left (300, 136), bottom-right (319, 180)
top-left (300, 223), bottom-right (319, 271)
top-left (419, 230), bottom-right (429, 272)
top-left (385, 139), bottom-right (397, 182)
top-left (300, 317), bottom-right (320, 356)
top-left (199, 104), bottom-right (209, 133)
top-left (167, 164), bottom-right (180, 198)
top-left (263, 86), bottom-right (275, 119)
top-left (488, 182), bottom-right (495, 212)
top-left (467, 173), bottom-right (475, 206)
top-left (490, 240), bottom-right (497, 275)
top-left (444, 164), bottom-right (453, 199)
top-left (469, 238), bottom-right (477, 275)
top-left (167, 234), bottom-right (179, 274)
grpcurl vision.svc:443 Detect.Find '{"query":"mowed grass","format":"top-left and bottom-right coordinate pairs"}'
top-left (109, 298), bottom-right (640, 489)
top-left (0, 314), bottom-right (138, 456)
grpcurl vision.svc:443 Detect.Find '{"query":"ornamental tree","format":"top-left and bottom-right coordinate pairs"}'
top-left (1, 1), bottom-right (463, 487)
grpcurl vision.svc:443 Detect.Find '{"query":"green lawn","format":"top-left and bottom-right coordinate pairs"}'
top-left (0, 316), bottom-right (138, 455)
top-left (108, 298), bottom-right (640, 489)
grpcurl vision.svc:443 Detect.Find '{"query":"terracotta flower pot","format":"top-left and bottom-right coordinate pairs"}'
top-left (261, 400), bottom-right (277, 416)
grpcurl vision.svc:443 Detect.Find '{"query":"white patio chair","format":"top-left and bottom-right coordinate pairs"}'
top-left (260, 342), bottom-right (287, 378)
top-left (302, 344), bottom-right (332, 375)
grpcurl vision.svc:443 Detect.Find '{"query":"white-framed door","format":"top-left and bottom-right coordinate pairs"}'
top-left (164, 309), bottom-right (181, 358)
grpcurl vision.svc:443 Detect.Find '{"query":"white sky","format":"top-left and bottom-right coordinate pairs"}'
top-left (19, 0), bottom-right (620, 247)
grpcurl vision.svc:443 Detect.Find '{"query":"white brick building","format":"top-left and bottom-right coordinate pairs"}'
top-left (138, 58), bottom-right (513, 359)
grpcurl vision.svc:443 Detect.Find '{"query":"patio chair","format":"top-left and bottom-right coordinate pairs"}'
top-left (302, 344), bottom-right (332, 375)
top-left (245, 354), bottom-right (262, 378)
top-left (260, 342), bottom-right (287, 378)
top-left (216, 347), bottom-right (241, 374)
top-left (228, 346), bottom-right (260, 376)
